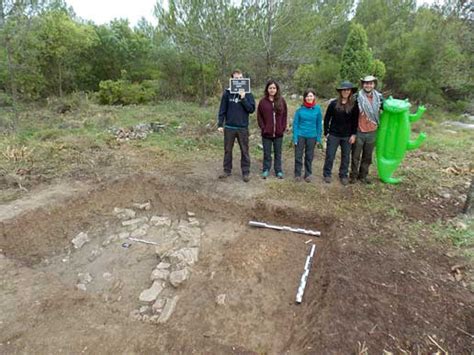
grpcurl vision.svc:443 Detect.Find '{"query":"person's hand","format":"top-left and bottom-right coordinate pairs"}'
top-left (239, 89), bottom-right (245, 99)
top-left (217, 127), bottom-right (224, 133)
top-left (349, 134), bottom-right (356, 144)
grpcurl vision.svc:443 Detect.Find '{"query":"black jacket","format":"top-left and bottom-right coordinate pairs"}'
top-left (218, 89), bottom-right (255, 128)
top-left (323, 99), bottom-right (359, 137)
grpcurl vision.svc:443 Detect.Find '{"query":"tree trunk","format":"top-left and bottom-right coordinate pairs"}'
top-left (463, 176), bottom-right (473, 215)
top-left (58, 62), bottom-right (63, 97)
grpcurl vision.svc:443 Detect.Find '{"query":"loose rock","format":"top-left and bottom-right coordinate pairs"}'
top-left (155, 239), bottom-right (177, 258)
top-left (167, 247), bottom-right (199, 266)
top-left (216, 294), bottom-right (226, 305)
top-left (113, 207), bottom-right (136, 220)
top-left (139, 281), bottom-right (164, 303)
top-left (151, 268), bottom-right (170, 281)
top-left (88, 248), bottom-right (102, 262)
top-left (150, 216), bottom-right (172, 227)
top-left (169, 268), bottom-right (190, 287)
top-left (78, 272), bottom-right (93, 284)
top-left (158, 296), bottom-right (179, 323)
top-left (152, 298), bottom-right (167, 313)
top-left (157, 262), bottom-right (171, 269)
top-left (131, 224), bottom-right (149, 238)
top-left (133, 202), bottom-right (151, 211)
top-left (76, 283), bottom-right (87, 291)
top-left (122, 217), bottom-right (148, 227)
top-left (72, 232), bottom-right (89, 249)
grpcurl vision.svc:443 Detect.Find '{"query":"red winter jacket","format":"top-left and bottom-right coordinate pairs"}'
top-left (257, 97), bottom-right (288, 138)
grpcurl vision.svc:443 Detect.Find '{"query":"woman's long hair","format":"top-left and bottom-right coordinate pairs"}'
top-left (264, 80), bottom-right (283, 113)
top-left (335, 90), bottom-right (355, 113)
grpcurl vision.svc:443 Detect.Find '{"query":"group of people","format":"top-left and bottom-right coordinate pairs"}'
top-left (217, 69), bottom-right (383, 185)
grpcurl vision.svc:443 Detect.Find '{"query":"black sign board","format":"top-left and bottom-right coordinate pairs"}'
top-left (230, 78), bottom-right (251, 94)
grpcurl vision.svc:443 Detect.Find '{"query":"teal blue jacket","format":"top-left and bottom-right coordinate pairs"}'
top-left (292, 105), bottom-right (323, 144)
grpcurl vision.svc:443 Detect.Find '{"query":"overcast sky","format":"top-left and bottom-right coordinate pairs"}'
top-left (65, 0), bottom-right (438, 27)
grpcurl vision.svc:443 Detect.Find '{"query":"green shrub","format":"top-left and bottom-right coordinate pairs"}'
top-left (98, 79), bottom-right (157, 105)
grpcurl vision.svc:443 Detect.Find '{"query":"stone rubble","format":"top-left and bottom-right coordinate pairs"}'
top-left (107, 205), bottom-right (205, 324)
top-left (72, 232), bottom-right (89, 249)
top-left (113, 207), bottom-right (136, 220)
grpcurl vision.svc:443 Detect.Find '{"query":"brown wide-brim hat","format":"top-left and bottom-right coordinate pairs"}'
top-left (336, 80), bottom-right (357, 92)
top-left (360, 75), bottom-right (378, 85)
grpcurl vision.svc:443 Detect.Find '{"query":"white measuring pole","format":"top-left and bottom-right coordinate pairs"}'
top-left (296, 244), bottom-right (316, 304)
top-left (249, 221), bottom-right (320, 236)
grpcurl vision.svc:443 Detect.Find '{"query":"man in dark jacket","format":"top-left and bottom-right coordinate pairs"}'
top-left (217, 69), bottom-right (256, 182)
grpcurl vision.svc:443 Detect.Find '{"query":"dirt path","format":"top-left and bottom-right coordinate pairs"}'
top-left (0, 158), bottom-right (472, 354)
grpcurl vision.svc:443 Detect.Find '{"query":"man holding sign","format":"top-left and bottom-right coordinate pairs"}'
top-left (217, 69), bottom-right (256, 182)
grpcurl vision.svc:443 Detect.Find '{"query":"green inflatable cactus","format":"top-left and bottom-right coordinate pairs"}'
top-left (376, 96), bottom-right (427, 184)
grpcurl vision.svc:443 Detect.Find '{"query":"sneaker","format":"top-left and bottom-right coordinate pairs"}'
top-left (304, 175), bottom-right (313, 183)
top-left (323, 176), bottom-right (332, 184)
top-left (261, 170), bottom-right (269, 179)
top-left (349, 176), bottom-right (357, 184)
top-left (340, 177), bottom-right (349, 186)
top-left (294, 176), bottom-right (302, 182)
top-left (243, 175), bottom-right (250, 182)
top-left (276, 172), bottom-right (284, 179)
top-left (218, 172), bottom-right (231, 179)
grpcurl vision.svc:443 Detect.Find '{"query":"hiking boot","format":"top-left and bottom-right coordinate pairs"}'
top-left (349, 176), bottom-right (357, 184)
top-left (323, 176), bottom-right (332, 184)
top-left (243, 174), bottom-right (250, 183)
top-left (360, 177), bottom-right (372, 185)
top-left (294, 176), bottom-right (302, 182)
top-left (276, 172), bottom-right (284, 179)
top-left (304, 175), bottom-right (313, 183)
top-left (340, 177), bottom-right (349, 186)
top-left (218, 172), bottom-right (231, 179)
top-left (261, 170), bottom-right (269, 179)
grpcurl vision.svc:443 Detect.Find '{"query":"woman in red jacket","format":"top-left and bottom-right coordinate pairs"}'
top-left (257, 80), bottom-right (288, 179)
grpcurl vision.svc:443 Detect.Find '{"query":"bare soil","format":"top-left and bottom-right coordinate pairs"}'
top-left (0, 157), bottom-right (472, 354)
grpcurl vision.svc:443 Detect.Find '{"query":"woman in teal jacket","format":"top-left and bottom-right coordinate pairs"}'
top-left (292, 89), bottom-right (322, 182)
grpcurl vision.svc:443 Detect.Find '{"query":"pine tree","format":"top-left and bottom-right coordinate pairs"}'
top-left (340, 23), bottom-right (373, 84)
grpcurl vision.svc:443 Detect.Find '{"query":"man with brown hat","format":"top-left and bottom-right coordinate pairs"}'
top-left (350, 75), bottom-right (383, 184)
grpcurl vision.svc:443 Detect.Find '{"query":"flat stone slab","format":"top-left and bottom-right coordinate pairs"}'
top-left (156, 262), bottom-right (171, 269)
top-left (158, 296), bottom-right (179, 323)
top-left (151, 268), bottom-right (170, 281)
top-left (139, 281), bottom-right (164, 303)
top-left (122, 217), bottom-right (148, 227)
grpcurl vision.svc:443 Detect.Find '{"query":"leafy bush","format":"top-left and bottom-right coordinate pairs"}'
top-left (98, 80), bottom-right (157, 105)
top-left (0, 91), bottom-right (13, 107)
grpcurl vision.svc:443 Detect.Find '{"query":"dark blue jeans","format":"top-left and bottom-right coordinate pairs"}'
top-left (262, 136), bottom-right (283, 173)
top-left (323, 135), bottom-right (351, 178)
top-left (294, 136), bottom-right (316, 178)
